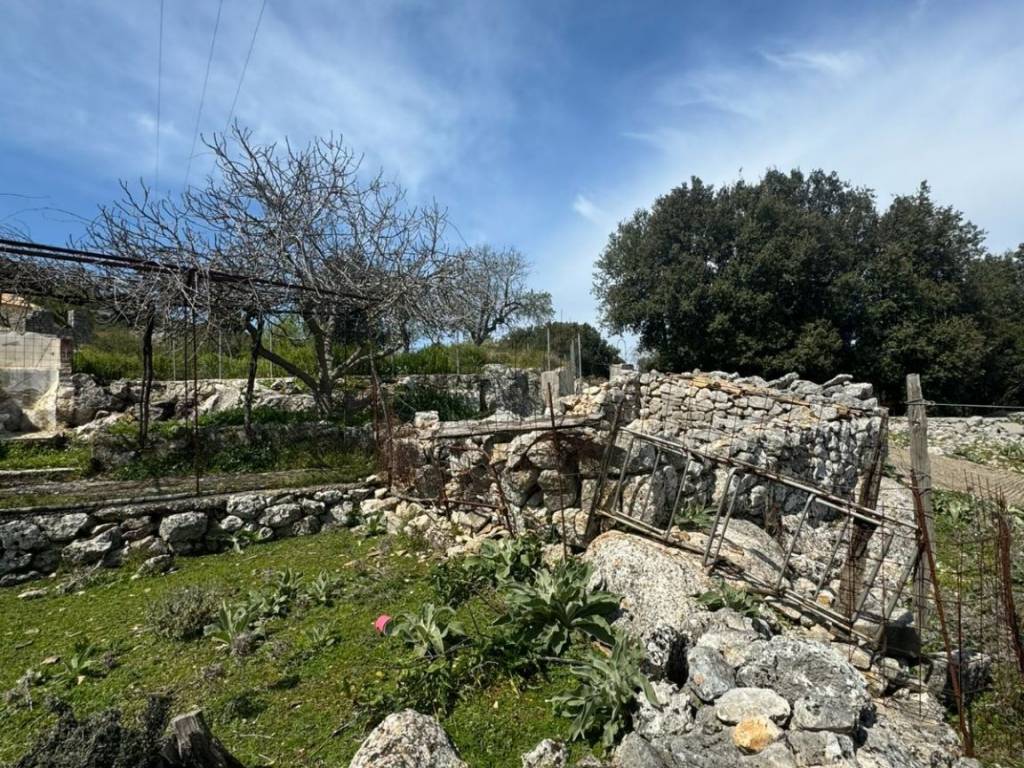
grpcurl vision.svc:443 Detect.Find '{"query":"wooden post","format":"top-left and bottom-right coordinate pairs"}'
top-left (906, 373), bottom-right (935, 628)
top-left (169, 709), bottom-right (246, 768)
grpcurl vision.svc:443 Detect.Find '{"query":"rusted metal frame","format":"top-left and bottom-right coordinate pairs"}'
top-left (637, 446), bottom-right (664, 524)
top-left (704, 466), bottom-right (737, 569)
top-left (910, 475), bottom-right (974, 755)
top-left (774, 492), bottom-right (815, 593)
top-left (994, 505), bottom-right (1024, 680)
top-left (623, 428), bottom-right (912, 530)
top-left (663, 456), bottom-right (693, 542)
top-left (709, 480), bottom-right (742, 568)
top-left (874, 543), bottom-right (923, 647)
top-left (852, 529), bottom-right (896, 620)
top-left (584, 402), bottom-right (624, 543)
top-left (766, 591), bottom-right (872, 643)
top-left (703, 467), bottom-right (738, 567)
top-left (545, 382), bottom-right (572, 558)
top-left (594, 506), bottom-right (708, 558)
top-left (612, 435), bottom-right (637, 516)
top-left (814, 514), bottom-right (853, 595)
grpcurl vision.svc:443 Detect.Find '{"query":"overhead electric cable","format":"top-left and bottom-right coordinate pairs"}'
top-left (155, 0), bottom-right (165, 189)
top-left (224, 0), bottom-right (268, 132)
top-left (184, 0), bottom-right (225, 189)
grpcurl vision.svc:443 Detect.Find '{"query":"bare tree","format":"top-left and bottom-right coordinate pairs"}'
top-left (190, 125), bottom-right (458, 415)
top-left (449, 245), bottom-right (552, 344)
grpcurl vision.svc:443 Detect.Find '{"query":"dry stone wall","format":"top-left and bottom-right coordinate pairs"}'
top-left (593, 370), bottom-right (882, 516)
top-left (0, 481), bottom-right (382, 587)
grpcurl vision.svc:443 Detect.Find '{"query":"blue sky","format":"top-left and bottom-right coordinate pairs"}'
top-left (2, 1), bottom-right (1023, 348)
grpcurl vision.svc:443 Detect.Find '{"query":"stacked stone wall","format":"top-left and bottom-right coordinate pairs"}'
top-left (0, 481), bottom-right (382, 587)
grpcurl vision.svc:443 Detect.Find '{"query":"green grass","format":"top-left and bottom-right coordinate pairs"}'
top-left (0, 530), bottom-right (592, 767)
top-left (0, 439), bottom-right (91, 474)
top-left (109, 437), bottom-right (375, 481)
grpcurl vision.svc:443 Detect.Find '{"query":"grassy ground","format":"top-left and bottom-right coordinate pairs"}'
top-left (0, 439), bottom-right (91, 473)
top-left (0, 530), bottom-right (594, 768)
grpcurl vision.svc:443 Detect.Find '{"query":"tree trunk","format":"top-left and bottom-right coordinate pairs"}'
top-left (243, 316), bottom-right (264, 443)
top-left (138, 316), bottom-right (156, 448)
top-left (304, 313), bottom-right (334, 416)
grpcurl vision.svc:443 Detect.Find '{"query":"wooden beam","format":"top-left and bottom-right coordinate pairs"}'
top-left (431, 414), bottom-right (601, 439)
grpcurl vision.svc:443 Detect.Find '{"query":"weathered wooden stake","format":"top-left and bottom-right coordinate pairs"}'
top-left (906, 373), bottom-right (935, 629)
top-left (170, 709), bottom-right (246, 768)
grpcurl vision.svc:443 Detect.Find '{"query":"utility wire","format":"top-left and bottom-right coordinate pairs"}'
top-left (155, 0), bottom-right (165, 190)
top-left (184, 0), bottom-right (224, 189)
top-left (224, 0), bottom-right (268, 132)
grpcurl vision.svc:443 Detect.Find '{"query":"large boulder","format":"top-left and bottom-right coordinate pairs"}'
top-left (62, 527), bottom-right (121, 567)
top-left (56, 373), bottom-right (114, 426)
top-left (736, 636), bottom-right (870, 734)
top-left (158, 512), bottom-right (209, 544)
top-left (33, 513), bottom-right (93, 543)
top-left (713, 687), bottom-right (791, 725)
top-left (855, 693), bottom-right (967, 768)
top-left (349, 710), bottom-right (466, 768)
top-left (584, 531), bottom-right (712, 636)
top-left (258, 503), bottom-right (303, 529)
top-left (0, 519), bottom-right (48, 552)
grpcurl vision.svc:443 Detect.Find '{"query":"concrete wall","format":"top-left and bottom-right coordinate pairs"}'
top-left (0, 330), bottom-right (70, 433)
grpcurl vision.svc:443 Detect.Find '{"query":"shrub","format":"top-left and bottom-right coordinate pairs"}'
top-left (306, 571), bottom-right (343, 606)
top-left (465, 536), bottom-right (543, 586)
top-left (430, 558), bottom-right (486, 605)
top-left (504, 560), bottom-right (618, 655)
top-left (206, 601), bottom-right (261, 656)
top-left (148, 586), bottom-right (220, 641)
top-left (50, 642), bottom-right (105, 688)
top-left (387, 603), bottom-right (466, 659)
top-left (12, 696), bottom-right (170, 768)
top-left (552, 632), bottom-right (658, 750)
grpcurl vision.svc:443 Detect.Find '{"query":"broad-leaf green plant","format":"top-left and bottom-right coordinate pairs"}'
top-left (504, 560), bottom-right (618, 655)
top-left (388, 603), bottom-right (466, 659)
top-left (552, 632), bottom-right (658, 750)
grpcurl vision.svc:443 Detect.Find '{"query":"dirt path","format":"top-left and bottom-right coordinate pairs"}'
top-left (888, 447), bottom-right (1024, 505)
top-left (0, 467), bottom-right (357, 511)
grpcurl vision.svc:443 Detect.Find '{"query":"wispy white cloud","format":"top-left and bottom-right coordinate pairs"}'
top-left (0, 0), bottom-right (537, 194)
top-left (762, 49), bottom-right (865, 77)
top-left (572, 193), bottom-right (603, 223)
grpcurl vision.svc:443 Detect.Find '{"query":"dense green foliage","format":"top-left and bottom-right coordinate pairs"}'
top-left (501, 321), bottom-right (623, 377)
top-left (595, 169), bottom-right (1024, 406)
top-left (75, 324), bottom-right (551, 384)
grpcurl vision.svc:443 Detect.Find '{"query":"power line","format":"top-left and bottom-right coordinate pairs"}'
top-left (155, 0), bottom-right (165, 190)
top-left (184, 0), bottom-right (225, 189)
top-left (224, 0), bottom-right (268, 132)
